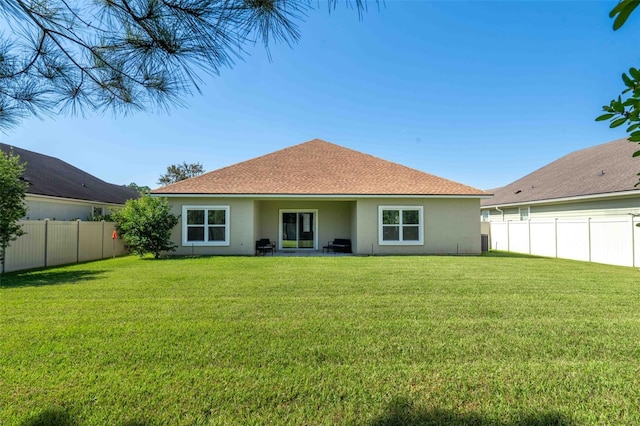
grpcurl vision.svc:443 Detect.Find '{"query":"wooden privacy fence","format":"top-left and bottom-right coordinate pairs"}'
top-left (3, 220), bottom-right (126, 273)
top-left (488, 216), bottom-right (640, 267)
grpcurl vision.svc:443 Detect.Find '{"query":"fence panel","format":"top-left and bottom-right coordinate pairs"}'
top-left (46, 221), bottom-right (79, 266)
top-left (489, 216), bottom-right (639, 267)
top-left (508, 222), bottom-right (529, 254)
top-left (590, 218), bottom-right (633, 267)
top-left (555, 220), bottom-right (589, 262)
top-left (490, 222), bottom-right (508, 251)
top-left (78, 221), bottom-right (104, 262)
top-left (4, 222), bottom-right (46, 273)
top-left (103, 223), bottom-right (127, 258)
top-left (4, 220), bottom-right (126, 273)
top-left (530, 220), bottom-right (556, 258)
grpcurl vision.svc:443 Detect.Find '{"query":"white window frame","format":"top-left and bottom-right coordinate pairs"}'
top-left (519, 207), bottom-right (530, 221)
top-left (481, 210), bottom-right (490, 222)
top-left (182, 205), bottom-right (230, 246)
top-left (378, 206), bottom-right (424, 246)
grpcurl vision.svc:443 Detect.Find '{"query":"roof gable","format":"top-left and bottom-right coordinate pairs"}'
top-left (0, 143), bottom-right (139, 204)
top-left (152, 139), bottom-right (487, 196)
top-left (482, 138), bottom-right (640, 207)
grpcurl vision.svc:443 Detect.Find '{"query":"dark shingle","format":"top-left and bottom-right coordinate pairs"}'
top-left (482, 138), bottom-right (640, 207)
top-left (0, 143), bottom-right (139, 204)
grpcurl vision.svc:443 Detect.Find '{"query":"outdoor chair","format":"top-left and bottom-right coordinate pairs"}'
top-left (323, 238), bottom-right (352, 254)
top-left (255, 239), bottom-right (275, 255)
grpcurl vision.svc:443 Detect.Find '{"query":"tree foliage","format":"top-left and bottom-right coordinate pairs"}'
top-left (0, 0), bottom-right (371, 131)
top-left (125, 182), bottom-right (151, 194)
top-left (0, 149), bottom-right (28, 274)
top-left (158, 161), bottom-right (204, 185)
top-left (598, 0), bottom-right (640, 186)
top-left (112, 195), bottom-right (178, 259)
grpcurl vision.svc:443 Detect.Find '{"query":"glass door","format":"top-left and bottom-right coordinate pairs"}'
top-left (280, 210), bottom-right (316, 249)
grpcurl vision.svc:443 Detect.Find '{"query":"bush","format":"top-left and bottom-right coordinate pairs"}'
top-left (112, 196), bottom-right (178, 259)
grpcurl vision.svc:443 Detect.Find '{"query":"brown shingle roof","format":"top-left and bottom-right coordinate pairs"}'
top-left (482, 138), bottom-right (640, 207)
top-left (152, 139), bottom-right (487, 196)
top-left (0, 143), bottom-right (139, 204)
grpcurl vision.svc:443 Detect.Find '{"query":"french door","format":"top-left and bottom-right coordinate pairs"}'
top-left (280, 210), bottom-right (317, 249)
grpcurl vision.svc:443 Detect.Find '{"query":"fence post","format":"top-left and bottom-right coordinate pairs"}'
top-left (506, 221), bottom-right (510, 252)
top-left (76, 219), bottom-right (81, 264)
top-left (631, 215), bottom-right (636, 268)
top-left (587, 218), bottom-right (592, 263)
top-left (101, 220), bottom-right (105, 259)
top-left (44, 219), bottom-right (49, 267)
top-left (528, 219), bottom-right (532, 255)
top-left (554, 218), bottom-right (558, 258)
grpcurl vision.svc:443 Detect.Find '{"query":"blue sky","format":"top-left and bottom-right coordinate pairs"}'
top-left (3, 1), bottom-right (638, 190)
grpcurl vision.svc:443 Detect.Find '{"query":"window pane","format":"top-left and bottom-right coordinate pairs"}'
top-left (403, 225), bottom-right (420, 241)
top-left (187, 227), bottom-right (205, 241)
top-left (208, 226), bottom-right (225, 241)
top-left (382, 210), bottom-right (399, 225)
top-left (187, 210), bottom-right (204, 225)
top-left (382, 225), bottom-right (400, 241)
top-left (208, 209), bottom-right (226, 225)
top-left (403, 210), bottom-right (419, 225)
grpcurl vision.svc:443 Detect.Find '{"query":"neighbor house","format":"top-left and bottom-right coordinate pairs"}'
top-left (152, 139), bottom-right (490, 255)
top-left (480, 138), bottom-right (640, 267)
top-left (0, 143), bottom-right (139, 221)
top-left (481, 138), bottom-right (640, 221)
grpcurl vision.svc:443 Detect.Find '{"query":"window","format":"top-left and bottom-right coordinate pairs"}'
top-left (182, 206), bottom-right (229, 246)
top-left (379, 206), bottom-right (423, 245)
top-left (519, 207), bottom-right (530, 221)
top-left (481, 210), bottom-right (490, 222)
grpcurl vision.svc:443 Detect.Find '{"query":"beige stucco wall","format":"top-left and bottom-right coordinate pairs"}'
top-left (167, 197), bottom-right (256, 256)
top-left (355, 198), bottom-right (481, 255)
top-left (165, 196), bottom-right (481, 256)
top-left (255, 200), bottom-right (354, 249)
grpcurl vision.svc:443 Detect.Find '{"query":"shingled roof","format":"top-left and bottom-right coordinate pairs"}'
top-left (152, 139), bottom-right (488, 197)
top-left (482, 138), bottom-right (640, 207)
top-left (0, 143), bottom-right (139, 204)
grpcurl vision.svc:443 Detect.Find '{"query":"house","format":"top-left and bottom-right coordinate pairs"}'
top-left (480, 138), bottom-right (640, 267)
top-left (481, 138), bottom-right (640, 221)
top-left (151, 139), bottom-right (490, 255)
top-left (0, 143), bottom-right (139, 221)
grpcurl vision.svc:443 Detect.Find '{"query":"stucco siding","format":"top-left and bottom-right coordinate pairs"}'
top-left (168, 197), bottom-right (255, 256)
top-left (355, 198), bottom-right (481, 255)
top-left (255, 200), bottom-right (354, 250)
top-left (166, 197), bottom-right (480, 256)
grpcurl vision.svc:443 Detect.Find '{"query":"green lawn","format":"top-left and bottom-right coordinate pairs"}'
top-left (1, 253), bottom-right (639, 425)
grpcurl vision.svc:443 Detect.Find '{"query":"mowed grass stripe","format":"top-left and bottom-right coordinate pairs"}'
top-left (1, 253), bottom-right (639, 425)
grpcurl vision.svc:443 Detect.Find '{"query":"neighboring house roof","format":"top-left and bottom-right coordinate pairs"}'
top-left (152, 139), bottom-right (488, 196)
top-left (482, 138), bottom-right (640, 207)
top-left (0, 143), bottom-right (139, 204)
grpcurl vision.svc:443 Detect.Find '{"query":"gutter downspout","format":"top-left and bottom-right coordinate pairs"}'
top-left (495, 206), bottom-right (504, 221)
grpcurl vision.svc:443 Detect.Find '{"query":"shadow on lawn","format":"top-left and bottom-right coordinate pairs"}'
top-left (370, 398), bottom-right (575, 426)
top-left (482, 251), bottom-right (546, 260)
top-left (1, 269), bottom-right (106, 289)
top-left (21, 409), bottom-right (150, 426)
top-left (21, 408), bottom-right (76, 426)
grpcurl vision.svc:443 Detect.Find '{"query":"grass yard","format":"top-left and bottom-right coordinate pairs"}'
top-left (1, 253), bottom-right (639, 425)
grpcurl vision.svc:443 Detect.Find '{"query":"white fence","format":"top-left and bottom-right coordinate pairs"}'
top-left (3, 220), bottom-right (126, 273)
top-left (488, 216), bottom-right (640, 267)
